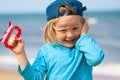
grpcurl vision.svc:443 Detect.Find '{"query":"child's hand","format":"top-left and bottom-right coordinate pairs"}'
top-left (8, 35), bottom-right (25, 55)
top-left (81, 20), bottom-right (89, 35)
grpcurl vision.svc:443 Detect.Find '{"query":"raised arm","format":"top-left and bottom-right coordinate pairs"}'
top-left (76, 21), bottom-right (104, 66)
top-left (8, 35), bottom-right (28, 70)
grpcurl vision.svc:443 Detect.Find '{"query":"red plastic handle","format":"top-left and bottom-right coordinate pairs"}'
top-left (0, 21), bottom-right (22, 49)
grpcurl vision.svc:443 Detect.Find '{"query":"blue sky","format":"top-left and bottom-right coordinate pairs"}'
top-left (0, 0), bottom-right (120, 14)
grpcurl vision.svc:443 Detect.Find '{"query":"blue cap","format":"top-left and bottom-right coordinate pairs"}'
top-left (46, 0), bottom-right (87, 21)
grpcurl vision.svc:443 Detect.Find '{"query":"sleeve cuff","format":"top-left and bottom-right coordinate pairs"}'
top-left (76, 34), bottom-right (88, 46)
top-left (18, 61), bottom-right (32, 77)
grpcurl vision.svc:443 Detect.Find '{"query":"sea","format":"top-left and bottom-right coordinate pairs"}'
top-left (0, 11), bottom-right (120, 70)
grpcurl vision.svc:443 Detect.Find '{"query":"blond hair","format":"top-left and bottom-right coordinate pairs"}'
top-left (44, 18), bottom-right (58, 43)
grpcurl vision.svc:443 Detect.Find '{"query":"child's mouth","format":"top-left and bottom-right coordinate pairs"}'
top-left (64, 38), bottom-right (76, 44)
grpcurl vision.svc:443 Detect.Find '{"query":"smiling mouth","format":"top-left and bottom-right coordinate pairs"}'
top-left (64, 38), bottom-right (76, 43)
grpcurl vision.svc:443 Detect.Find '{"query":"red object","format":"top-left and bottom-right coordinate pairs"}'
top-left (0, 21), bottom-right (22, 49)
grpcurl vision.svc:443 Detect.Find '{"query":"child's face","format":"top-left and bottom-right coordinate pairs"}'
top-left (54, 15), bottom-right (83, 48)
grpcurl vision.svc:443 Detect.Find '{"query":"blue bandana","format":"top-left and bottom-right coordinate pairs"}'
top-left (46, 0), bottom-right (87, 21)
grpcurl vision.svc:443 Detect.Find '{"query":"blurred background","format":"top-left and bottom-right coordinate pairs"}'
top-left (0, 0), bottom-right (120, 80)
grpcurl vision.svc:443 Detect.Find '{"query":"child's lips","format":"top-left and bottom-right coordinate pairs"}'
top-left (64, 38), bottom-right (76, 43)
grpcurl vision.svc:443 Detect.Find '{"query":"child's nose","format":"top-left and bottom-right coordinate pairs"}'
top-left (67, 31), bottom-right (74, 38)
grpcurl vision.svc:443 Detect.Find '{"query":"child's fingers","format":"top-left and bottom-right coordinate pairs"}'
top-left (8, 35), bottom-right (18, 47)
top-left (17, 37), bottom-right (23, 43)
top-left (81, 21), bottom-right (89, 34)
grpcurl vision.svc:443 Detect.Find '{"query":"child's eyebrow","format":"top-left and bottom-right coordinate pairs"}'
top-left (53, 25), bottom-right (69, 31)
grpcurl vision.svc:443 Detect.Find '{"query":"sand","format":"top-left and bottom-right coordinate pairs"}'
top-left (0, 69), bottom-right (23, 80)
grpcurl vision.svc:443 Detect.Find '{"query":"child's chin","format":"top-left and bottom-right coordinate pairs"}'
top-left (64, 44), bottom-right (75, 48)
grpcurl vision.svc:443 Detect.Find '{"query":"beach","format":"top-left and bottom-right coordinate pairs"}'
top-left (0, 11), bottom-right (120, 80)
top-left (0, 69), bottom-right (23, 80)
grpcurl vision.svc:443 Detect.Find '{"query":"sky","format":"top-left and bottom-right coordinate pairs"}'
top-left (0, 0), bottom-right (120, 14)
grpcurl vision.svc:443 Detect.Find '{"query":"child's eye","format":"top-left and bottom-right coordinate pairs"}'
top-left (72, 27), bottom-right (78, 30)
top-left (60, 29), bottom-right (67, 33)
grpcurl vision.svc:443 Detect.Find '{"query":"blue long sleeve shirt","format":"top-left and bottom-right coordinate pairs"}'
top-left (18, 34), bottom-right (104, 80)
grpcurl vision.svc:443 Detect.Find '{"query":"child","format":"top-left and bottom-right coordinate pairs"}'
top-left (9, 0), bottom-right (104, 80)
